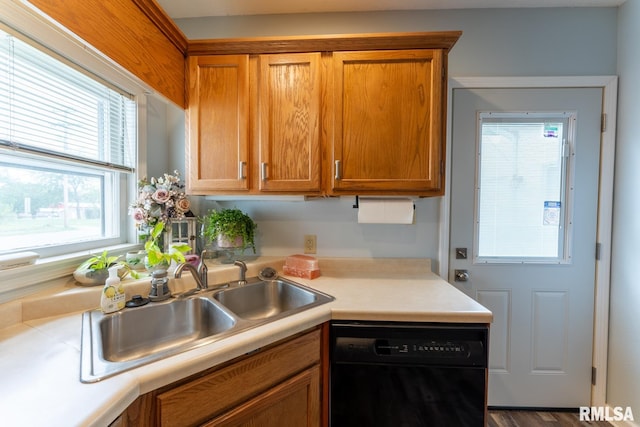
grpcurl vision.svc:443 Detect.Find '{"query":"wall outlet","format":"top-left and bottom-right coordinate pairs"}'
top-left (304, 234), bottom-right (317, 254)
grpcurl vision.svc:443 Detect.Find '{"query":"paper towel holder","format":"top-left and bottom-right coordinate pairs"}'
top-left (352, 196), bottom-right (416, 209)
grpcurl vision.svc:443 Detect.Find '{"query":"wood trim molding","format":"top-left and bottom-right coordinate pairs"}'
top-left (131, 0), bottom-right (188, 54)
top-left (188, 31), bottom-right (462, 56)
top-left (26, 0), bottom-right (186, 107)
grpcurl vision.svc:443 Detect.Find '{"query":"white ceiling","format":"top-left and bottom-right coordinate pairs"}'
top-left (156, 0), bottom-right (623, 19)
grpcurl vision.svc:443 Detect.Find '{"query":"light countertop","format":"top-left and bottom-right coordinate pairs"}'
top-left (0, 257), bottom-right (491, 426)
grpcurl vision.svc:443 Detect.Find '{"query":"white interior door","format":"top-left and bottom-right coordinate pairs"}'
top-left (449, 87), bottom-right (603, 407)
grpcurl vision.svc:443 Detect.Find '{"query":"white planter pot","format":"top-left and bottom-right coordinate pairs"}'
top-left (73, 268), bottom-right (109, 286)
top-left (125, 250), bottom-right (147, 271)
top-left (216, 234), bottom-right (244, 249)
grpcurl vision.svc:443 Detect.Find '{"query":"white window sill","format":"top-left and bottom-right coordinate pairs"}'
top-left (0, 244), bottom-right (142, 304)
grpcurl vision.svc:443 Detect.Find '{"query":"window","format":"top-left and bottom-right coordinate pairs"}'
top-left (475, 112), bottom-right (574, 263)
top-left (0, 25), bottom-right (136, 257)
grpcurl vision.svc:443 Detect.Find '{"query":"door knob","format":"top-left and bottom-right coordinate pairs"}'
top-left (454, 270), bottom-right (470, 282)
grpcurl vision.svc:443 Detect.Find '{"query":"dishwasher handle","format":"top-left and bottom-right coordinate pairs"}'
top-left (333, 337), bottom-right (378, 361)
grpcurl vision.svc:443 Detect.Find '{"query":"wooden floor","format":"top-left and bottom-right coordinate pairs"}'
top-left (488, 410), bottom-right (613, 427)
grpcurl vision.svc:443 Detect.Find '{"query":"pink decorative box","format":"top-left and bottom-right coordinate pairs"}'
top-left (283, 254), bottom-right (321, 279)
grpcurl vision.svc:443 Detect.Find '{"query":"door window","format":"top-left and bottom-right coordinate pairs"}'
top-left (474, 112), bottom-right (575, 264)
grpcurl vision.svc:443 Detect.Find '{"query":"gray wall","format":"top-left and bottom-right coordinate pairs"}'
top-left (608, 0), bottom-right (640, 416)
top-left (146, 95), bottom-right (171, 179)
top-left (178, 8), bottom-right (617, 76)
top-left (163, 8), bottom-right (617, 270)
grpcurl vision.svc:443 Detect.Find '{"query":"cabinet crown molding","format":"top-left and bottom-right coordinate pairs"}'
top-left (188, 31), bottom-right (462, 56)
top-left (132, 0), bottom-right (188, 53)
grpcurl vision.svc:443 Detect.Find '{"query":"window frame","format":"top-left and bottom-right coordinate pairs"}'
top-left (0, 152), bottom-right (127, 258)
top-left (0, 4), bottom-right (151, 302)
top-left (472, 111), bottom-right (577, 265)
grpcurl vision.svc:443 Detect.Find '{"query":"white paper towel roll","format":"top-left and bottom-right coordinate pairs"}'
top-left (357, 197), bottom-right (415, 224)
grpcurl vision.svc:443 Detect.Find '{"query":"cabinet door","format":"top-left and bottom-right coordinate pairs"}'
top-left (257, 53), bottom-right (322, 193)
top-left (202, 366), bottom-right (320, 427)
top-left (331, 49), bottom-right (444, 195)
top-left (187, 55), bottom-right (250, 193)
top-left (155, 329), bottom-right (321, 427)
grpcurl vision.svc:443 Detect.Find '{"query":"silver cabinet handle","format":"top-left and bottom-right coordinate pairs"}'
top-left (238, 161), bottom-right (246, 180)
top-left (261, 162), bottom-right (267, 181)
top-left (335, 160), bottom-right (342, 180)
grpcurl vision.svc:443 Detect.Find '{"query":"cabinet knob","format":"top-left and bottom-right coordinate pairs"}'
top-left (261, 162), bottom-right (268, 181)
top-left (335, 160), bottom-right (342, 180)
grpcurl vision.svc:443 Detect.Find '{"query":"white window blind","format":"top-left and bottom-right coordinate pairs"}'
top-left (475, 112), bottom-right (572, 263)
top-left (0, 24), bottom-right (137, 256)
top-left (0, 27), bottom-right (136, 171)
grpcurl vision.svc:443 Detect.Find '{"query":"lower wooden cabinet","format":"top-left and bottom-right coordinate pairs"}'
top-left (202, 366), bottom-right (320, 427)
top-left (121, 328), bottom-right (323, 427)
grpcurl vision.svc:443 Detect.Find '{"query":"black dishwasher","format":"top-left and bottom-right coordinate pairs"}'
top-left (330, 321), bottom-right (488, 427)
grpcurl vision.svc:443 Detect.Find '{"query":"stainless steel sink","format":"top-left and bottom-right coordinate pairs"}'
top-left (81, 276), bottom-right (333, 383)
top-left (81, 296), bottom-right (238, 382)
top-left (99, 297), bottom-right (235, 362)
top-left (214, 278), bottom-right (331, 320)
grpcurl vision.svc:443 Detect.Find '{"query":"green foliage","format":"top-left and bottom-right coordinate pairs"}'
top-left (201, 208), bottom-right (257, 253)
top-left (143, 221), bottom-right (191, 268)
top-left (117, 262), bottom-right (142, 280)
top-left (78, 250), bottom-right (120, 271)
top-left (0, 169), bottom-right (99, 217)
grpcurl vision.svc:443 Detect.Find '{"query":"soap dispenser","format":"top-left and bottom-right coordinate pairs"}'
top-left (100, 265), bottom-right (126, 313)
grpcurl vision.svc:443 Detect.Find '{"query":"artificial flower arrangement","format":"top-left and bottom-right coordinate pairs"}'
top-left (129, 170), bottom-right (191, 236)
top-left (75, 169), bottom-right (193, 284)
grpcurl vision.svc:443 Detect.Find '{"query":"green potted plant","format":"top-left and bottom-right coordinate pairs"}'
top-left (73, 250), bottom-right (121, 285)
top-left (144, 221), bottom-right (191, 271)
top-left (202, 208), bottom-right (257, 253)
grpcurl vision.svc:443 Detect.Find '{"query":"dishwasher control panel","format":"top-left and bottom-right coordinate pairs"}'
top-left (331, 321), bottom-right (488, 367)
top-left (375, 339), bottom-right (471, 357)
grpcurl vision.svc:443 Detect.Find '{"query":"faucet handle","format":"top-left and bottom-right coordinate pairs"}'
top-left (233, 260), bottom-right (247, 274)
top-left (198, 250), bottom-right (209, 277)
top-left (199, 258), bottom-right (208, 279)
top-left (233, 260), bottom-right (247, 286)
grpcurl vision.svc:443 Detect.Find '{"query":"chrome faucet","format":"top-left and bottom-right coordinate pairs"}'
top-left (175, 258), bottom-right (208, 290)
top-left (234, 260), bottom-right (247, 286)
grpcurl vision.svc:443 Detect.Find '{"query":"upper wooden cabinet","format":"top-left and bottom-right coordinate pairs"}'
top-left (331, 49), bottom-right (444, 195)
top-left (256, 53), bottom-right (323, 193)
top-left (186, 32), bottom-right (460, 196)
top-left (187, 53), bottom-right (323, 195)
top-left (187, 55), bottom-right (250, 193)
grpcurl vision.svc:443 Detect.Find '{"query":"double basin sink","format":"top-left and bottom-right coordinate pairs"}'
top-left (80, 276), bottom-right (334, 383)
